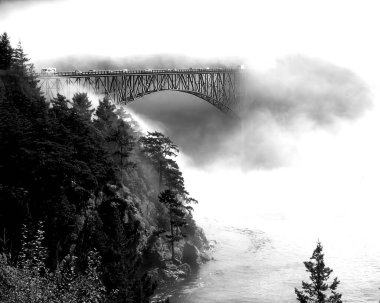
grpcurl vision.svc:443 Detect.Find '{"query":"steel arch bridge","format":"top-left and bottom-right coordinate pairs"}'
top-left (37, 68), bottom-right (243, 115)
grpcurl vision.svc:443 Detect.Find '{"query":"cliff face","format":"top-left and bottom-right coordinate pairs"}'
top-left (61, 139), bottom-right (210, 299)
top-left (116, 155), bottom-right (210, 281)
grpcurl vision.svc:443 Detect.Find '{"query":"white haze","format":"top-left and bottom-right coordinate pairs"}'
top-left (2, 0), bottom-right (380, 300)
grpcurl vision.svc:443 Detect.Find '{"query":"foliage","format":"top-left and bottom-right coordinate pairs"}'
top-left (11, 41), bottom-right (29, 71)
top-left (295, 241), bottom-right (343, 303)
top-left (108, 118), bottom-right (136, 167)
top-left (94, 195), bottom-right (156, 302)
top-left (139, 131), bottom-right (179, 160)
top-left (115, 106), bottom-right (141, 133)
top-left (95, 97), bottom-right (137, 172)
top-left (11, 40), bottom-right (39, 87)
top-left (139, 131), bottom-right (179, 190)
top-left (138, 131), bottom-right (197, 205)
top-left (72, 92), bottom-right (95, 121)
top-left (95, 97), bottom-right (117, 128)
top-left (0, 32), bottom-right (12, 69)
top-left (0, 228), bottom-right (12, 261)
top-left (0, 221), bottom-right (107, 303)
top-left (18, 221), bottom-right (48, 274)
top-left (158, 189), bottom-right (190, 261)
top-left (139, 132), bottom-right (198, 262)
top-left (0, 32), bottom-right (203, 302)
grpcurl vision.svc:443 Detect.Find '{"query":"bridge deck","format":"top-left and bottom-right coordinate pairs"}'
top-left (38, 68), bottom-right (239, 77)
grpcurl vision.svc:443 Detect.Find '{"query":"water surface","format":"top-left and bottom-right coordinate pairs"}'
top-left (156, 212), bottom-right (380, 303)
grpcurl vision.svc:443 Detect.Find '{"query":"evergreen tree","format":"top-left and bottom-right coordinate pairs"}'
top-left (0, 32), bottom-right (12, 70)
top-left (139, 131), bottom-right (179, 190)
top-left (115, 106), bottom-right (141, 133)
top-left (163, 158), bottom-right (186, 195)
top-left (95, 96), bottom-right (117, 129)
top-left (295, 241), bottom-right (343, 303)
top-left (158, 189), bottom-right (189, 261)
top-left (109, 119), bottom-right (136, 167)
top-left (72, 92), bottom-right (95, 121)
top-left (11, 41), bottom-right (29, 72)
top-left (95, 98), bottom-right (136, 173)
top-left (10, 40), bottom-right (39, 88)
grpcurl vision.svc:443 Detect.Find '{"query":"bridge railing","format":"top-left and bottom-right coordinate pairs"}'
top-left (38, 68), bottom-right (240, 77)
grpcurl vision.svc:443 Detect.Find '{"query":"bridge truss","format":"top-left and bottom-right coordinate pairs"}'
top-left (38, 68), bottom-right (243, 115)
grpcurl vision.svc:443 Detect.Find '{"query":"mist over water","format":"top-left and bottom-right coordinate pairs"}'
top-left (129, 61), bottom-right (379, 302)
top-left (158, 135), bottom-right (380, 302)
top-left (159, 210), bottom-right (380, 302)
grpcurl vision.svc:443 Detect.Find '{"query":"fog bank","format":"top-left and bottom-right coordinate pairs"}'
top-left (129, 55), bottom-right (372, 170)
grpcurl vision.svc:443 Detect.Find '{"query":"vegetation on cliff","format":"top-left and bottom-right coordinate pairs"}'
top-left (0, 32), bottom-right (207, 302)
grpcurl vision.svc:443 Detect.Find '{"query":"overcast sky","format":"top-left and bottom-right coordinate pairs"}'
top-left (0, 0), bottom-right (379, 81)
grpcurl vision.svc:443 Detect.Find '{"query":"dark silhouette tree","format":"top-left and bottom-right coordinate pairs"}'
top-left (295, 241), bottom-right (343, 303)
top-left (72, 92), bottom-right (94, 121)
top-left (116, 106), bottom-right (141, 132)
top-left (139, 131), bottom-right (179, 190)
top-left (95, 96), bottom-right (117, 126)
top-left (0, 32), bottom-right (12, 69)
top-left (163, 158), bottom-right (192, 198)
top-left (9, 40), bottom-right (39, 89)
top-left (158, 189), bottom-right (189, 262)
top-left (95, 98), bottom-right (136, 174)
top-left (109, 118), bottom-right (136, 167)
top-left (11, 41), bottom-right (28, 71)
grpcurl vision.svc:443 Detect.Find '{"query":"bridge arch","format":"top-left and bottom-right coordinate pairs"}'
top-left (117, 88), bottom-right (235, 114)
top-left (38, 68), bottom-right (242, 116)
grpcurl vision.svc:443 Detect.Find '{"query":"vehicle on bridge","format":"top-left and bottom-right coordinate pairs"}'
top-left (41, 67), bottom-right (56, 74)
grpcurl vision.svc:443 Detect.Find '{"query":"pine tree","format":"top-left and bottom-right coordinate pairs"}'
top-left (72, 92), bottom-right (94, 121)
top-left (0, 32), bottom-right (13, 70)
top-left (158, 189), bottom-right (189, 262)
top-left (95, 96), bottom-right (117, 127)
top-left (11, 41), bottom-right (28, 71)
top-left (115, 106), bottom-right (141, 132)
top-left (109, 118), bottom-right (136, 167)
top-left (10, 40), bottom-right (39, 88)
top-left (163, 158), bottom-right (186, 195)
top-left (139, 131), bottom-right (179, 190)
top-left (295, 241), bottom-right (343, 303)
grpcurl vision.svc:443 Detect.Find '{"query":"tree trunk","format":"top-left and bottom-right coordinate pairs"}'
top-left (158, 161), bottom-right (162, 191)
top-left (170, 212), bottom-right (175, 261)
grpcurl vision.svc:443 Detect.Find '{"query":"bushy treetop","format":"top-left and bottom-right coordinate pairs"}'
top-left (295, 241), bottom-right (342, 303)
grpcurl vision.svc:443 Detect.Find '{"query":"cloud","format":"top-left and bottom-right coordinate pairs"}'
top-left (0, 0), bottom-right (56, 15)
top-left (242, 56), bottom-right (371, 125)
top-left (128, 55), bottom-right (372, 170)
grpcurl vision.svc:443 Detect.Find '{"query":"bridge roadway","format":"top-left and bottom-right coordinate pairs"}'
top-left (38, 68), bottom-right (242, 115)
